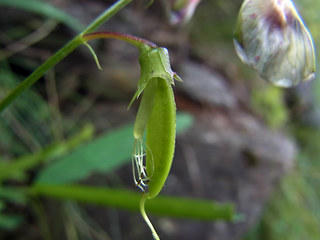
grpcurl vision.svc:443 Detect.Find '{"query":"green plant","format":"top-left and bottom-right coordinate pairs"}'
top-left (82, 31), bottom-right (185, 238)
top-left (4, 0), bottom-right (316, 239)
top-left (0, 0), bottom-right (235, 239)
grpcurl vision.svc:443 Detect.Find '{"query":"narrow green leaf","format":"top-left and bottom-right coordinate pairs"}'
top-left (0, 0), bottom-right (84, 32)
top-left (36, 124), bottom-right (134, 184)
top-left (28, 184), bottom-right (235, 221)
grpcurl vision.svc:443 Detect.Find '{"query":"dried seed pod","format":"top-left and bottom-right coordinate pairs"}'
top-left (234, 0), bottom-right (316, 87)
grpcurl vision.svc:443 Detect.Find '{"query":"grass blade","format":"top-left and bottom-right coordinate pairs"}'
top-left (0, 0), bottom-right (84, 32)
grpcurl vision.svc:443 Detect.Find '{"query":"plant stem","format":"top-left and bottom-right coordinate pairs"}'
top-left (27, 184), bottom-right (236, 221)
top-left (140, 194), bottom-right (160, 240)
top-left (0, 0), bottom-right (132, 113)
top-left (83, 31), bottom-right (157, 49)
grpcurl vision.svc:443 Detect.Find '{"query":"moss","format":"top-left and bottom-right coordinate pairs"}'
top-left (251, 86), bottom-right (288, 128)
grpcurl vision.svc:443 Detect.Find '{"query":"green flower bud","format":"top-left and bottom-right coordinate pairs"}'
top-left (129, 47), bottom-right (181, 107)
top-left (234, 0), bottom-right (316, 87)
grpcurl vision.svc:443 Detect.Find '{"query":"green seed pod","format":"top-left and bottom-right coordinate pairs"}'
top-left (234, 0), bottom-right (316, 87)
top-left (145, 77), bottom-right (176, 199)
top-left (131, 46), bottom-right (181, 197)
top-left (133, 76), bottom-right (176, 240)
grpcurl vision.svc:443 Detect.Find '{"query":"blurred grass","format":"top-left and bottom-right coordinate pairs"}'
top-left (0, 0), bottom-right (84, 32)
top-left (0, 124), bottom-right (94, 182)
top-left (0, 62), bottom-right (54, 155)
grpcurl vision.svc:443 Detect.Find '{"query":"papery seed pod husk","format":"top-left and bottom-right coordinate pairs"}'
top-left (234, 0), bottom-right (316, 87)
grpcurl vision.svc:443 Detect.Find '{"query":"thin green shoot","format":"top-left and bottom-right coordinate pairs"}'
top-left (82, 42), bottom-right (103, 70)
top-left (140, 193), bottom-right (160, 240)
top-left (0, 0), bottom-right (84, 32)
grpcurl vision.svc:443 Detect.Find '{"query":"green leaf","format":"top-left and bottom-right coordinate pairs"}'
top-left (36, 124), bottom-right (134, 184)
top-left (0, 0), bottom-right (84, 32)
top-left (36, 113), bottom-right (194, 184)
top-left (29, 184), bottom-right (235, 221)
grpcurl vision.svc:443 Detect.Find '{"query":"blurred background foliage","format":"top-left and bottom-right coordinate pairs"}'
top-left (0, 0), bottom-right (320, 239)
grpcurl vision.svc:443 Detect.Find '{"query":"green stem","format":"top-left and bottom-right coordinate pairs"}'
top-left (0, 0), bottom-right (132, 113)
top-left (83, 31), bottom-right (157, 50)
top-left (140, 194), bottom-right (160, 240)
top-left (26, 184), bottom-right (236, 221)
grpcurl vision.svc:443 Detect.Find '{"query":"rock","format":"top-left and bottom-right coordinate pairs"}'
top-left (178, 61), bottom-right (237, 109)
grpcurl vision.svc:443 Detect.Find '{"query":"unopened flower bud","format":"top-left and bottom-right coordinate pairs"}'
top-left (169, 0), bottom-right (201, 25)
top-left (234, 0), bottom-right (316, 87)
